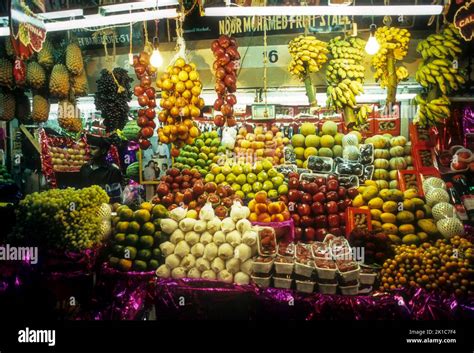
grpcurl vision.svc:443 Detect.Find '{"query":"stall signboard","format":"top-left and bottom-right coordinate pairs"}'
top-left (454, 0), bottom-right (474, 41)
top-left (9, 0), bottom-right (47, 59)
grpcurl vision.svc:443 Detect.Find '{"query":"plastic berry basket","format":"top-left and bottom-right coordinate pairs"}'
top-left (296, 280), bottom-right (315, 294)
top-left (339, 282), bottom-right (359, 295)
top-left (317, 282), bottom-right (338, 295)
top-left (274, 275), bottom-right (293, 289)
top-left (252, 258), bottom-right (274, 274)
top-left (251, 274), bottom-right (271, 288)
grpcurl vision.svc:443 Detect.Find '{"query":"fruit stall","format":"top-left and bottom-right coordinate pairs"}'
top-left (0, 0), bottom-right (473, 323)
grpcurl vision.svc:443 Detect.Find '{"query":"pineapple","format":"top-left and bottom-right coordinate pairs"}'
top-left (4, 38), bottom-right (14, 57)
top-left (0, 91), bottom-right (15, 121)
top-left (26, 62), bottom-right (46, 89)
top-left (37, 40), bottom-right (54, 69)
top-left (49, 64), bottom-right (70, 98)
top-left (71, 70), bottom-right (88, 97)
top-left (32, 95), bottom-right (50, 122)
top-left (58, 100), bottom-right (82, 132)
top-left (0, 58), bottom-right (13, 87)
top-left (65, 43), bottom-right (84, 75)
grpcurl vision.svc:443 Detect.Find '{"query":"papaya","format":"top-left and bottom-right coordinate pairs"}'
top-left (396, 211), bottom-right (415, 224)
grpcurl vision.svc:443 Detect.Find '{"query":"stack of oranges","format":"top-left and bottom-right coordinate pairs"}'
top-left (156, 58), bottom-right (205, 147)
top-left (248, 191), bottom-right (291, 223)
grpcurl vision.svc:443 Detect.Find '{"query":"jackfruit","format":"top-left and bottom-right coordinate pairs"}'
top-left (65, 43), bottom-right (84, 75)
top-left (49, 64), bottom-right (70, 98)
top-left (26, 62), bottom-right (46, 89)
top-left (0, 91), bottom-right (15, 121)
top-left (0, 58), bottom-right (13, 87)
top-left (32, 95), bottom-right (50, 122)
top-left (37, 40), bottom-right (54, 69)
top-left (71, 70), bottom-right (88, 97)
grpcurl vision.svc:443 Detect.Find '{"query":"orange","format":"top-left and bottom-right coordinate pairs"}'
top-left (257, 213), bottom-right (271, 223)
top-left (255, 191), bottom-right (267, 203)
top-left (255, 203), bottom-right (268, 215)
top-left (248, 199), bottom-right (256, 212)
top-left (249, 212), bottom-right (258, 222)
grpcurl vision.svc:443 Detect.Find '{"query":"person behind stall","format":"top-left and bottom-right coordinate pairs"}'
top-left (80, 134), bottom-right (123, 202)
top-left (143, 160), bottom-right (157, 181)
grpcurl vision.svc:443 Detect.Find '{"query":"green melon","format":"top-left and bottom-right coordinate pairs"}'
top-left (123, 120), bottom-right (141, 141)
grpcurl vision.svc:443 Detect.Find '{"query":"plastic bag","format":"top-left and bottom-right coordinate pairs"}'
top-left (122, 183), bottom-right (145, 208)
top-left (221, 127), bottom-right (237, 150)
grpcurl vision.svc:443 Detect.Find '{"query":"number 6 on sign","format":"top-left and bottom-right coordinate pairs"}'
top-left (263, 50), bottom-right (279, 63)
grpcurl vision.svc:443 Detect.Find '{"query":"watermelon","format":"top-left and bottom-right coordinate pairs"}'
top-left (126, 162), bottom-right (140, 180)
top-left (123, 120), bottom-right (141, 141)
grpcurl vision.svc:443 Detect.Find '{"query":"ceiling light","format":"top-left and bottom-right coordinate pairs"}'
top-left (100, 0), bottom-right (178, 14)
top-left (204, 5), bottom-right (443, 17)
top-left (365, 24), bottom-right (380, 55)
top-left (37, 9), bottom-right (83, 20)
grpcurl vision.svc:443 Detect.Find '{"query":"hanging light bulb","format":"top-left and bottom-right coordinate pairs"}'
top-left (128, 53), bottom-right (134, 65)
top-left (150, 41), bottom-right (163, 68)
top-left (365, 23), bottom-right (380, 55)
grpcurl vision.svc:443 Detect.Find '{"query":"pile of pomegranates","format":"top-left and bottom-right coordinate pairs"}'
top-left (211, 35), bottom-right (240, 127)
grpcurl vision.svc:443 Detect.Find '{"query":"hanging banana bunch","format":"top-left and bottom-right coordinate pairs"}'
top-left (326, 36), bottom-right (366, 127)
top-left (288, 34), bottom-right (328, 106)
top-left (371, 26), bottom-right (410, 104)
top-left (414, 24), bottom-right (465, 127)
top-left (353, 104), bottom-right (373, 130)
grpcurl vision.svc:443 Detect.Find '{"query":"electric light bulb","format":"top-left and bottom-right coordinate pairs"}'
top-left (150, 48), bottom-right (163, 68)
top-left (365, 34), bottom-right (380, 55)
top-left (128, 53), bottom-right (134, 65)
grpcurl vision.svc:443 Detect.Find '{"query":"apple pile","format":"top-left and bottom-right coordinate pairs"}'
top-left (248, 191), bottom-right (291, 223)
top-left (211, 35), bottom-right (240, 127)
top-left (50, 143), bottom-right (89, 172)
top-left (234, 125), bottom-right (289, 165)
top-left (286, 172), bottom-right (358, 242)
top-left (132, 51), bottom-right (157, 150)
top-left (349, 228), bottom-right (394, 265)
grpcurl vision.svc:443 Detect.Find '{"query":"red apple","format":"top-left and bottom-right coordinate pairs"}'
top-left (315, 215), bottom-right (328, 228)
top-left (289, 177), bottom-right (299, 190)
top-left (291, 213), bottom-right (301, 226)
top-left (344, 198), bottom-right (353, 208)
top-left (329, 227), bottom-right (342, 237)
top-left (311, 202), bottom-right (325, 215)
top-left (319, 185), bottom-right (327, 194)
top-left (337, 186), bottom-right (346, 199)
top-left (337, 200), bottom-right (347, 212)
top-left (347, 187), bottom-right (359, 199)
top-left (295, 227), bottom-right (303, 241)
top-left (327, 179), bottom-right (339, 191)
top-left (300, 181), bottom-right (309, 193)
top-left (307, 182), bottom-right (319, 195)
top-left (326, 191), bottom-right (339, 202)
top-left (297, 204), bottom-right (311, 217)
top-left (327, 174), bottom-right (338, 181)
top-left (313, 192), bottom-right (326, 203)
top-left (326, 201), bottom-right (338, 214)
top-left (315, 228), bottom-right (328, 242)
top-left (316, 177), bottom-right (326, 187)
top-left (301, 215), bottom-right (313, 227)
top-left (302, 193), bottom-right (313, 204)
top-left (288, 172), bottom-right (299, 180)
top-left (288, 190), bottom-right (301, 202)
top-left (328, 214), bottom-right (340, 228)
top-left (305, 227), bottom-right (316, 241)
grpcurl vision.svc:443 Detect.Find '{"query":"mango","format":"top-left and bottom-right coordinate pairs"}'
top-left (417, 232), bottom-right (429, 242)
top-left (382, 223), bottom-right (398, 235)
top-left (382, 201), bottom-right (398, 213)
top-left (371, 220), bottom-right (382, 230)
top-left (375, 180), bottom-right (389, 190)
top-left (403, 189), bottom-right (418, 200)
top-left (352, 194), bottom-right (365, 207)
top-left (422, 205), bottom-right (432, 218)
top-left (368, 197), bottom-right (384, 210)
top-left (370, 209), bottom-right (382, 220)
top-left (415, 210), bottom-right (425, 219)
top-left (402, 234), bottom-right (420, 245)
top-left (399, 224), bottom-right (415, 236)
top-left (364, 180), bottom-right (378, 187)
top-left (411, 197), bottom-right (425, 209)
top-left (388, 234), bottom-right (402, 244)
top-left (380, 212), bottom-right (396, 224)
top-left (417, 219), bottom-right (438, 236)
top-left (362, 186), bottom-right (379, 201)
top-left (396, 211), bottom-right (415, 224)
top-left (389, 170), bottom-right (399, 180)
top-left (402, 199), bottom-right (415, 212)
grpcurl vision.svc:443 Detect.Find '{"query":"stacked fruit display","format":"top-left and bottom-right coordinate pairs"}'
top-left (211, 35), bottom-right (240, 127)
top-left (132, 50), bottom-right (157, 149)
top-left (108, 202), bottom-right (168, 272)
top-left (380, 236), bottom-right (473, 297)
top-left (156, 58), bottom-right (205, 147)
top-left (287, 172), bottom-right (356, 241)
top-left (94, 68), bottom-right (133, 132)
top-left (372, 26), bottom-right (410, 104)
top-left (352, 180), bottom-right (439, 246)
top-left (204, 159), bottom-right (288, 201)
top-left (414, 24), bottom-right (465, 127)
top-left (234, 125), bottom-right (288, 166)
top-left (325, 36), bottom-right (370, 127)
top-left (174, 130), bottom-right (225, 176)
top-left (291, 121), bottom-right (345, 168)
top-left (248, 191), bottom-right (291, 223)
top-left (49, 143), bottom-right (89, 172)
top-left (13, 186), bottom-right (110, 251)
top-left (156, 202), bottom-right (256, 285)
top-left (364, 134), bottom-right (412, 189)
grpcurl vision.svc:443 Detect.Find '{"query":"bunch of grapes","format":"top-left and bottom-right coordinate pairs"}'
top-left (14, 186), bottom-right (109, 251)
top-left (94, 68), bottom-right (133, 132)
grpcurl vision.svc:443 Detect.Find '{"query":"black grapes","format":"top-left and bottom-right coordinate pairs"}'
top-left (94, 68), bottom-right (133, 132)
